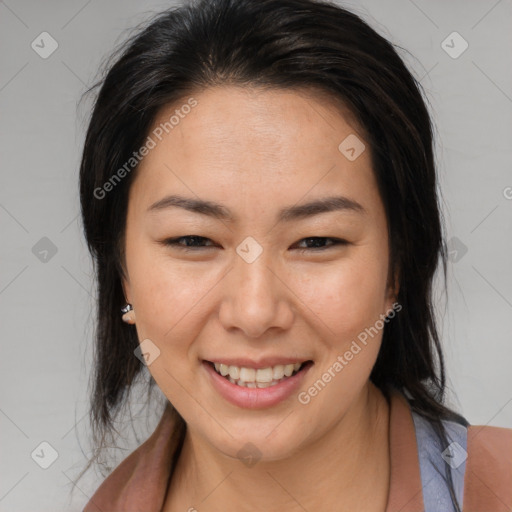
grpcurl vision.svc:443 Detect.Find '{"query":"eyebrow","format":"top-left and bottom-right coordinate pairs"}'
top-left (147, 194), bottom-right (366, 222)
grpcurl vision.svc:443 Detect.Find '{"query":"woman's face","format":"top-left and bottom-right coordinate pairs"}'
top-left (122, 86), bottom-right (397, 461)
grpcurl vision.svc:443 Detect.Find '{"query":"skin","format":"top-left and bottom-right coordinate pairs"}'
top-left (121, 86), bottom-right (398, 511)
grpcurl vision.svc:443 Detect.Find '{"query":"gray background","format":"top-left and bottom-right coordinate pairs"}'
top-left (1, 0), bottom-right (511, 510)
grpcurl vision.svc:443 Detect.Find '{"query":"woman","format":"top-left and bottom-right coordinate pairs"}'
top-left (77, 0), bottom-right (511, 510)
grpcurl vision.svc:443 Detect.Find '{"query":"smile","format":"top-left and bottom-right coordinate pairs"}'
top-left (211, 361), bottom-right (305, 388)
top-left (203, 359), bottom-right (314, 409)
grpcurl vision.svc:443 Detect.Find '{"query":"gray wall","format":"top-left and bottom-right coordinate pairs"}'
top-left (1, 0), bottom-right (511, 510)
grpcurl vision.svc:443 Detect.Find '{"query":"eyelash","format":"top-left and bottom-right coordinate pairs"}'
top-left (162, 235), bottom-right (348, 252)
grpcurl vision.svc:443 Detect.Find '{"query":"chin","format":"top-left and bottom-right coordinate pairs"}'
top-left (199, 417), bottom-right (313, 465)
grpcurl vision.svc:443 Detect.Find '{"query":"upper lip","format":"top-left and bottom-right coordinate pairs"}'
top-left (204, 357), bottom-right (312, 369)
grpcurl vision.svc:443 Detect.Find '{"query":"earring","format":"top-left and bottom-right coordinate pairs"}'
top-left (121, 303), bottom-right (135, 323)
top-left (121, 304), bottom-right (133, 314)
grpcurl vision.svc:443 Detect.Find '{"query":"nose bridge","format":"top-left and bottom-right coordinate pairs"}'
top-left (237, 248), bottom-right (275, 298)
top-left (219, 244), bottom-right (292, 337)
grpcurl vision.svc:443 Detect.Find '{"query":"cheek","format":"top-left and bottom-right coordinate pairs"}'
top-left (296, 251), bottom-right (389, 347)
top-left (132, 267), bottom-right (208, 339)
top-left (293, 256), bottom-right (389, 415)
top-left (125, 236), bottom-right (208, 340)
top-left (313, 257), bottom-right (387, 310)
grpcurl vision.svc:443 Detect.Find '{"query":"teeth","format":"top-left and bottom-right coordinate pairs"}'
top-left (239, 367), bottom-right (256, 382)
top-left (255, 367), bottom-right (273, 383)
top-left (211, 360), bottom-right (307, 386)
top-left (228, 365), bottom-right (240, 380)
top-left (283, 364), bottom-right (294, 377)
top-left (272, 365), bottom-right (284, 380)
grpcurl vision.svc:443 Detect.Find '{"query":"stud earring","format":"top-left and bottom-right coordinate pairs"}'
top-left (121, 303), bottom-right (135, 323)
top-left (121, 304), bottom-right (133, 314)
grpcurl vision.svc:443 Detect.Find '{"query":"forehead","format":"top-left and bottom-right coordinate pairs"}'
top-left (148, 85), bottom-right (364, 165)
top-left (129, 85), bottom-right (381, 222)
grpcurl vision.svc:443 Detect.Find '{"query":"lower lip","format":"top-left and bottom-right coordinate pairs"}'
top-left (202, 361), bottom-right (313, 409)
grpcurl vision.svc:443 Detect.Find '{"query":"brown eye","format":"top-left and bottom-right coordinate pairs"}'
top-left (163, 235), bottom-right (217, 250)
top-left (294, 237), bottom-right (348, 251)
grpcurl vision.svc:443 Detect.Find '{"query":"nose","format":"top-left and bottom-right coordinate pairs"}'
top-left (218, 251), bottom-right (294, 338)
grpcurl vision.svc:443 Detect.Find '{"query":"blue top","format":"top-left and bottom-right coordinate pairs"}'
top-left (411, 411), bottom-right (468, 511)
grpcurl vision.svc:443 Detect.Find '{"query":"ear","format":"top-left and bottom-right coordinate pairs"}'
top-left (121, 307), bottom-right (136, 324)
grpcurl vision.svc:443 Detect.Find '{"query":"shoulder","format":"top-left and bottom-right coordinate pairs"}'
top-left (411, 408), bottom-right (512, 512)
top-left (464, 423), bottom-right (512, 510)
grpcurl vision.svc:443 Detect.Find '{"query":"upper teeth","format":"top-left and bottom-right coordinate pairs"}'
top-left (213, 362), bottom-right (302, 383)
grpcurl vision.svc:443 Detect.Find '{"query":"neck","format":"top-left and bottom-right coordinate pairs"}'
top-left (165, 382), bottom-right (390, 512)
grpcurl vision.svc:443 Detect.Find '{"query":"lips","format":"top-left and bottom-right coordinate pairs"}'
top-left (202, 359), bottom-right (314, 409)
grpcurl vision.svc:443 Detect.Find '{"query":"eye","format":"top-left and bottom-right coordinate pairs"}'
top-left (161, 235), bottom-right (348, 252)
top-left (293, 237), bottom-right (348, 251)
top-left (163, 235), bottom-right (216, 250)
